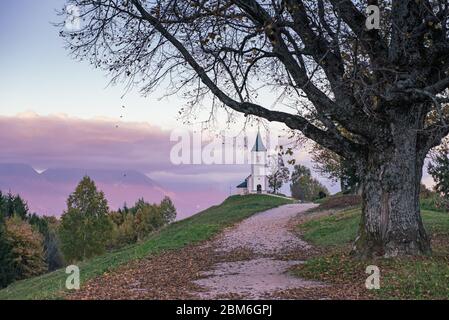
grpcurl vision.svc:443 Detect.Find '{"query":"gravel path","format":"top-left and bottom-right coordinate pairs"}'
top-left (194, 203), bottom-right (325, 299)
top-left (68, 202), bottom-right (326, 300)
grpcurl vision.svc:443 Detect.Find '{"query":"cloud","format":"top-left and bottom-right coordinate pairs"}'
top-left (0, 113), bottom-right (173, 172)
top-left (0, 113), bottom-right (259, 187)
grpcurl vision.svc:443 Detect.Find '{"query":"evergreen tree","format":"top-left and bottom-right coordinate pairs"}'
top-left (0, 192), bottom-right (29, 219)
top-left (12, 194), bottom-right (29, 219)
top-left (0, 213), bottom-right (15, 288)
top-left (28, 214), bottom-right (64, 271)
top-left (0, 191), bottom-right (5, 216)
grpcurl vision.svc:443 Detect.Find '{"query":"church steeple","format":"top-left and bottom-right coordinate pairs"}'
top-left (251, 131), bottom-right (267, 152)
top-left (236, 130), bottom-right (268, 195)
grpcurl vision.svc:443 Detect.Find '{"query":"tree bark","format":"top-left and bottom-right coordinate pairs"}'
top-left (352, 116), bottom-right (431, 258)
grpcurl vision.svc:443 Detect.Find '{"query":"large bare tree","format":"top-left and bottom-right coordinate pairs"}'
top-left (60, 0), bottom-right (449, 257)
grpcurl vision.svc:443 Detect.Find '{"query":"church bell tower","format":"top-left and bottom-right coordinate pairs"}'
top-left (250, 131), bottom-right (268, 193)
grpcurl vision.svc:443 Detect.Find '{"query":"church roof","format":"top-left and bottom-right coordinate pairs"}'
top-left (251, 131), bottom-right (267, 152)
top-left (236, 175), bottom-right (251, 188)
top-left (236, 180), bottom-right (248, 188)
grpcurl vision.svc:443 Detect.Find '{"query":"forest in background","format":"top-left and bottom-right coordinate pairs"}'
top-left (0, 176), bottom-right (176, 289)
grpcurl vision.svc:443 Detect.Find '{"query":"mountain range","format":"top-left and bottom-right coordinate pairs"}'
top-left (0, 163), bottom-right (226, 219)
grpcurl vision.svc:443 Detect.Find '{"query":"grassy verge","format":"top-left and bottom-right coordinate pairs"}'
top-left (294, 207), bottom-right (449, 299)
top-left (0, 194), bottom-right (291, 300)
top-left (420, 196), bottom-right (447, 213)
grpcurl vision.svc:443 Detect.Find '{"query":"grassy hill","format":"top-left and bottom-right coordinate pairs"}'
top-left (0, 194), bottom-right (291, 300)
top-left (293, 196), bottom-right (449, 299)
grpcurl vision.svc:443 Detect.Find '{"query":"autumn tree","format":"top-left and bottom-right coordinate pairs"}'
top-left (160, 196), bottom-right (177, 224)
top-left (109, 197), bottom-right (177, 247)
top-left (59, 176), bottom-right (113, 262)
top-left (60, 0), bottom-right (449, 257)
top-left (4, 215), bottom-right (47, 280)
top-left (290, 164), bottom-right (329, 201)
top-left (268, 152), bottom-right (290, 194)
top-left (111, 212), bottom-right (137, 247)
top-left (135, 203), bottom-right (164, 241)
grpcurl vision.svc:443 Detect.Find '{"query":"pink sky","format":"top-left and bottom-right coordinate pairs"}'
top-left (0, 113), bottom-right (257, 218)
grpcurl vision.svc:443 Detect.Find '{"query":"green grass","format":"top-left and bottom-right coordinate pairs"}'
top-left (420, 196), bottom-right (446, 213)
top-left (294, 207), bottom-right (449, 299)
top-left (299, 208), bottom-right (449, 247)
top-left (0, 194), bottom-right (291, 300)
top-left (299, 207), bottom-right (360, 246)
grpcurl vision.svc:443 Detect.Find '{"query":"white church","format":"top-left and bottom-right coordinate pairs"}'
top-left (236, 131), bottom-right (268, 195)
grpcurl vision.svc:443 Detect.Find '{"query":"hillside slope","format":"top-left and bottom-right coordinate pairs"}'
top-left (0, 194), bottom-right (292, 300)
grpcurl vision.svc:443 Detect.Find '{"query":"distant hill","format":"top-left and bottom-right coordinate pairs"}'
top-left (0, 163), bottom-right (41, 178)
top-left (0, 163), bottom-right (223, 218)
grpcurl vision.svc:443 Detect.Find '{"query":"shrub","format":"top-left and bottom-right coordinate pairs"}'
top-left (4, 215), bottom-right (47, 279)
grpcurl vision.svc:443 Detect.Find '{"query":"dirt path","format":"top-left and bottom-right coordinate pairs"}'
top-left (193, 203), bottom-right (325, 299)
top-left (68, 202), bottom-right (328, 300)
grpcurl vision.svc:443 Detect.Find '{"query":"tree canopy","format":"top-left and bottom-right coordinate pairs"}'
top-left (61, 0), bottom-right (449, 158)
top-left (311, 144), bottom-right (360, 194)
top-left (290, 164), bottom-right (329, 201)
top-left (59, 176), bottom-right (113, 262)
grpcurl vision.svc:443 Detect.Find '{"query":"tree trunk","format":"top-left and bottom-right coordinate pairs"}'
top-left (353, 118), bottom-right (431, 258)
